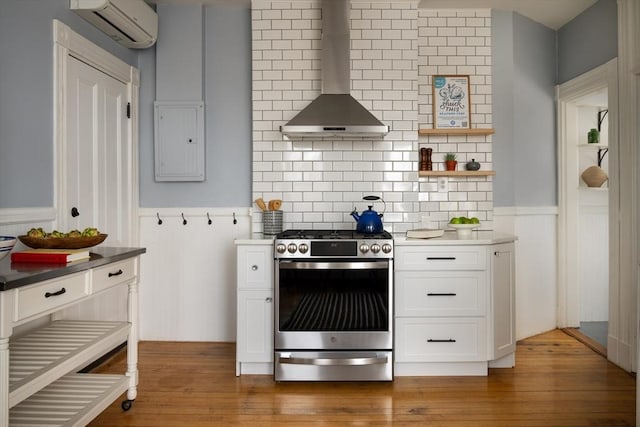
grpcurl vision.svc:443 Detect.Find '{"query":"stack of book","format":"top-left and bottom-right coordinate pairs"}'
top-left (11, 248), bottom-right (91, 264)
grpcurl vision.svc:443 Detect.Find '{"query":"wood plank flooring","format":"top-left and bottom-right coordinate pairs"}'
top-left (88, 329), bottom-right (635, 426)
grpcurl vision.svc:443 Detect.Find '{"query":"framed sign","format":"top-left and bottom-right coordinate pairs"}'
top-left (432, 75), bottom-right (471, 129)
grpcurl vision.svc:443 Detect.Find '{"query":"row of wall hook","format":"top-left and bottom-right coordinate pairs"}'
top-left (155, 212), bottom-right (239, 226)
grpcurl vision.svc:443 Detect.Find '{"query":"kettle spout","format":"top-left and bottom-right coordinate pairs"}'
top-left (350, 208), bottom-right (360, 222)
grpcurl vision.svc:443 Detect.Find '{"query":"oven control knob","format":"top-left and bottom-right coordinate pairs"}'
top-left (359, 244), bottom-right (370, 254)
top-left (287, 243), bottom-right (298, 254)
top-left (382, 243), bottom-right (392, 254)
top-left (298, 243), bottom-right (309, 254)
top-left (276, 244), bottom-right (287, 254)
top-left (370, 243), bottom-right (381, 254)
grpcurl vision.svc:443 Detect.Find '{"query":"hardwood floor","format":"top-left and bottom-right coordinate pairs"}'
top-left (88, 329), bottom-right (635, 427)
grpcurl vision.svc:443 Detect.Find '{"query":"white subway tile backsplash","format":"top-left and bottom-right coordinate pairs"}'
top-left (252, 2), bottom-right (492, 231)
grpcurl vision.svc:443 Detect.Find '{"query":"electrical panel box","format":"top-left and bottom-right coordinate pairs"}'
top-left (154, 101), bottom-right (205, 181)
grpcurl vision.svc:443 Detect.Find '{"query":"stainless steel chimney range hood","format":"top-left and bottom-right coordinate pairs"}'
top-left (280, 0), bottom-right (389, 138)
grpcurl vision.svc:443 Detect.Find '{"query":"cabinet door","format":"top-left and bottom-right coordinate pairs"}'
top-left (65, 56), bottom-right (133, 246)
top-left (237, 290), bottom-right (273, 363)
top-left (237, 245), bottom-right (273, 290)
top-left (491, 243), bottom-right (516, 360)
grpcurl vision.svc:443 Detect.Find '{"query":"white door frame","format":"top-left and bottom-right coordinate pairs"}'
top-left (556, 59), bottom-right (618, 329)
top-left (52, 20), bottom-right (139, 245)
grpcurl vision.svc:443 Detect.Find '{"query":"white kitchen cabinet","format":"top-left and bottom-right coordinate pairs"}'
top-left (394, 235), bottom-right (516, 376)
top-left (0, 248), bottom-right (144, 427)
top-left (237, 290), bottom-right (273, 366)
top-left (235, 240), bottom-right (274, 375)
top-left (489, 242), bottom-right (516, 366)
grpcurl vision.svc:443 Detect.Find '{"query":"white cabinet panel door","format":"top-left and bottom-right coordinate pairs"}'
top-left (65, 57), bottom-right (132, 246)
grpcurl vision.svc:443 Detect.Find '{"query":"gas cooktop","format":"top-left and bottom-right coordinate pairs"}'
top-left (276, 229), bottom-right (392, 240)
top-left (274, 229), bottom-right (393, 259)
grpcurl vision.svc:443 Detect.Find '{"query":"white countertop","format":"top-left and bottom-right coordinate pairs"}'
top-left (235, 230), bottom-right (517, 246)
top-left (394, 230), bottom-right (517, 246)
top-left (234, 233), bottom-right (275, 245)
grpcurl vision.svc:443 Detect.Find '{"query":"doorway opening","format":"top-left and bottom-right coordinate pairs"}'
top-left (557, 59), bottom-right (618, 360)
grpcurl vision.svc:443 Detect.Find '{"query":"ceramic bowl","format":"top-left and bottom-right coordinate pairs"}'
top-left (448, 223), bottom-right (480, 238)
top-left (0, 236), bottom-right (17, 260)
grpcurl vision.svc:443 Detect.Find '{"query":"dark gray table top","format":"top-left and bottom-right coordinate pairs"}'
top-left (0, 246), bottom-right (146, 291)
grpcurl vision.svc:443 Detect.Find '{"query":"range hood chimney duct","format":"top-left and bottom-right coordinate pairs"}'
top-left (280, 0), bottom-right (389, 137)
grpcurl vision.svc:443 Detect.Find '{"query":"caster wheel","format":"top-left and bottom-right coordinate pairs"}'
top-left (121, 399), bottom-right (134, 411)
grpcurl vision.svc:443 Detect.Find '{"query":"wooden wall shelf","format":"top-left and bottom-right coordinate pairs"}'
top-left (418, 128), bottom-right (495, 136)
top-left (419, 170), bottom-right (496, 177)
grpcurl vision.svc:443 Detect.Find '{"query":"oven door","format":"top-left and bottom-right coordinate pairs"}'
top-left (275, 259), bottom-right (393, 351)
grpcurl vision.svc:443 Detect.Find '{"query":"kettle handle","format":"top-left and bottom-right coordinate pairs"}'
top-left (362, 195), bottom-right (385, 216)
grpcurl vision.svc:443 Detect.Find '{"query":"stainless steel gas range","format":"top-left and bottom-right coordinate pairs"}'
top-left (274, 229), bottom-right (393, 381)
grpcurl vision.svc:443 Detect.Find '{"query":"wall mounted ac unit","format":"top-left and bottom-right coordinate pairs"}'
top-left (70, 0), bottom-right (158, 49)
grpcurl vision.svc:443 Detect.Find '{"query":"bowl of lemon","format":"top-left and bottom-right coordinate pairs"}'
top-left (448, 216), bottom-right (480, 238)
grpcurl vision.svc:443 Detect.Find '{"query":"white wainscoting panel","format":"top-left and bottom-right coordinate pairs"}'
top-left (138, 208), bottom-right (251, 341)
top-left (494, 206), bottom-right (558, 340)
top-left (0, 208), bottom-right (56, 237)
top-left (578, 189), bottom-right (609, 322)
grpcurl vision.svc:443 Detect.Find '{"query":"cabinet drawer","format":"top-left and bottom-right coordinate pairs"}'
top-left (395, 317), bottom-right (486, 362)
top-left (16, 273), bottom-right (89, 321)
top-left (395, 271), bottom-right (486, 317)
top-left (92, 259), bottom-right (136, 293)
top-left (395, 246), bottom-right (486, 271)
top-left (237, 245), bottom-right (274, 290)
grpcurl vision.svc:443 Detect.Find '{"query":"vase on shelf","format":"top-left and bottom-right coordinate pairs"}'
top-left (581, 165), bottom-right (608, 187)
top-left (465, 159), bottom-right (480, 171)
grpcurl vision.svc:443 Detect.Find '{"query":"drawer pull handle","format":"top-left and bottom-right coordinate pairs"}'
top-left (45, 288), bottom-right (66, 298)
top-left (427, 338), bottom-right (456, 343)
top-left (427, 293), bottom-right (457, 296)
top-left (426, 257), bottom-right (456, 260)
top-left (251, 265), bottom-right (258, 271)
top-left (108, 269), bottom-right (123, 277)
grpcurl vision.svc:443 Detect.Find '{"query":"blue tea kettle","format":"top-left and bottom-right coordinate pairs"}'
top-left (350, 195), bottom-right (385, 234)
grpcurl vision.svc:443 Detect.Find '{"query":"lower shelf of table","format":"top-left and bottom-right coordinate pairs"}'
top-left (9, 320), bottom-right (131, 407)
top-left (9, 373), bottom-right (129, 426)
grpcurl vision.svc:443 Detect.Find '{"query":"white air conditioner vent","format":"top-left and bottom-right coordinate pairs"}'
top-left (70, 0), bottom-right (157, 49)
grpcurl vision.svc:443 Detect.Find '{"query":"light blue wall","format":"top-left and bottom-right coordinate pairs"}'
top-left (0, 1), bottom-right (617, 211)
top-left (491, 10), bottom-right (515, 207)
top-left (138, 4), bottom-right (252, 207)
top-left (512, 13), bottom-right (557, 206)
top-left (492, 0), bottom-right (617, 207)
top-left (492, 11), bottom-right (557, 207)
top-left (0, 0), bottom-right (137, 208)
top-left (557, 0), bottom-right (617, 84)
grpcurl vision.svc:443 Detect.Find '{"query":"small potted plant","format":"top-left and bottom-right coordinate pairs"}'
top-left (444, 153), bottom-right (457, 171)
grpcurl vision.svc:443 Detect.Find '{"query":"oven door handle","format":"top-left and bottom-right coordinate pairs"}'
top-left (279, 354), bottom-right (389, 366)
top-left (278, 261), bottom-right (389, 270)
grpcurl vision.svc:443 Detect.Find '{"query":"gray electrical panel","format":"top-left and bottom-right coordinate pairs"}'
top-left (154, 101), bottom-right (205, 181)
